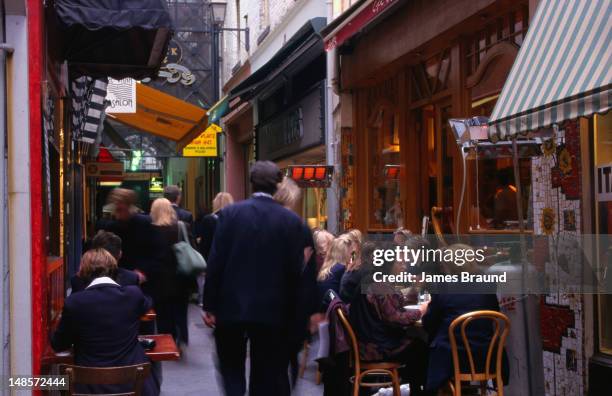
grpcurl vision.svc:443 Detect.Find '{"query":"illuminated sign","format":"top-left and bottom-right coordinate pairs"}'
top-left (150, 177), bottom-right (164, 193)
top-left (182, 123), bottom-right (222, 157)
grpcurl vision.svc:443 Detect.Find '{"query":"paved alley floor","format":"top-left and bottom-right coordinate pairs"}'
top-left (160, 304), bottom-right (323, 396)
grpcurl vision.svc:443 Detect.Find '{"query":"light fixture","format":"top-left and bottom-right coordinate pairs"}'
top-left (210, 1), bottom-right (227, 26)
top-left (286, 165), bottom-right (333, 187)
top-left (383, 165), bottom-right (401, 180)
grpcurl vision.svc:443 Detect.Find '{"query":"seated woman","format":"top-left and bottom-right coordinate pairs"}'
top-left (317, 234), bottom-right (352, 310)
top-left (52, 249), bottom-right (157, 395)
top-left (422, 244), bottom-right (508, 394)
top-left (344, 242), bottom-right (431, 396)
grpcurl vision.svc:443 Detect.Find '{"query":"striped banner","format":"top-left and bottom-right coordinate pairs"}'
top-left (71, 76), bottom-right (108, 143)
top-left (488, 0), bottom-right (611, 139)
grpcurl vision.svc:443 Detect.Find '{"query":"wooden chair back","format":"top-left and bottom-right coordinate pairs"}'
top-left (336, 307), bottom-right (362, 376)
top-left (60, 363), bottom-right (151, 396)
top-left (448, 310), bottom-right (510, 395)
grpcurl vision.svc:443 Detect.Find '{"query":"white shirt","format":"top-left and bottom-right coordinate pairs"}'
top-left (252, 192), bottom-right (273, 199)
top-left (86, 276), bottom-right (119, 289)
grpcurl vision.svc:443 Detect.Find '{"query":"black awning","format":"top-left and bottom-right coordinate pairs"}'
top-left (229, 17), bottom-right (327, 101)
top-left (54, 0), bottom-right (174, 80)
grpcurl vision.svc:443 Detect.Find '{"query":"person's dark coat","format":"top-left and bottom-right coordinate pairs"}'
top-left (172, 204), bottom-right (193, 225)
top-left (203, 195), bottom-right (304, 327)
top-left (197, 213), bottom-right (218, 260)
top-left (317, 263), bottom-right (346, 312)
top-left (421, 293), bottom-right (509, 391)
top-left (70, 268), bottom-right (139, 293)
top-left (152, 223), bottom-right (195, 344)
top-left (51, 281), bottom-right (156, 395)
top-left (97, 214), bottom-right (161, 286)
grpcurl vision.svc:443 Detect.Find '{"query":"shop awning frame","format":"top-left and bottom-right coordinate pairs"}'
top-left (107, 83), bottom-right (207, 143)
top-left (488, 0), bottom-right (611, 140)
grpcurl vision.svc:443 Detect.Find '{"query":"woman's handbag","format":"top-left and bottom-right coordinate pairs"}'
top-left (173, 221), bottom-right (207, 276)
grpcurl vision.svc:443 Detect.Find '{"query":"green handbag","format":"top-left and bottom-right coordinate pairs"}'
top-left (173, 221), bottom-right (207, 276)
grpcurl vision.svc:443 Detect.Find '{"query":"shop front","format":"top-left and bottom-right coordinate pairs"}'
top-left (229, 18), bottom-right (329, 225)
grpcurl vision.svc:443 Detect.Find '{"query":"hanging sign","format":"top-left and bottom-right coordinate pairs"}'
top-left (182, 123), bottom-right (222, 157)
top-left (597, 163), bottom-right (612, 202)
top-left (150, 177), bottom-right (164, 193)
top-left (106, 78), bottom-right (136, 113)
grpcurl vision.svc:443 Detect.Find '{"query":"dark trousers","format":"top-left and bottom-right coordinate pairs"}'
top-left (156, 299), bottom-right (190, 345)
top-left (214, 323), bottom-right (290, 396)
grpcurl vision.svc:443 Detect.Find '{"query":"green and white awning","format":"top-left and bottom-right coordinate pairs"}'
top-left (489, 0), bottom-right (611, 139)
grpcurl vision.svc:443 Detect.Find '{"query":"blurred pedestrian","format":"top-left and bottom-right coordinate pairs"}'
top-left (197, 192), bottom-right (234, 261)
top-left (274, 176), bottom-right (318, 386)
top-left (164, 185), bottom-right (194, 225)
top-left (99, 188), bottom-right (160, 301)
top-left (203, 161), bottom-right (305, 396)
top-left (150, 198), bottom-right (193, 347)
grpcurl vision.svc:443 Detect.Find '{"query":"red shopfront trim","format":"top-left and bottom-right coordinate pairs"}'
top-left (324, 0), bottom-right (399, 51)
top-left (27, 0), bottom-right (45, 378)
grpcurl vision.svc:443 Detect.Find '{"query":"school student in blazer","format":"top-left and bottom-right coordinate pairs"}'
top-left (52, 249), bottom-right (157, 395)
top-left (203, 161), bottom-right (305, 396)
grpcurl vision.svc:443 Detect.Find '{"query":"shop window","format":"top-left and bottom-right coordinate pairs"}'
top-left (368, 106), bottom-right (402, 230)
top-left (332, 0), bottom-right (357, 18)
top-left (410, 49), bottom-right (451, 102)
top-left (465, 5), bottom-right (529, 76)
top-left (594, 113), bottom-right (612, 355)
top-left (467, 97), bottom-right (532, 231)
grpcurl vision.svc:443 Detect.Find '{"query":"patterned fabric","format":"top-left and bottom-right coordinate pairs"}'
top-left (71, 76), bottom-right (108, 143)
top-left (358, 286), bottom-right (423, 361)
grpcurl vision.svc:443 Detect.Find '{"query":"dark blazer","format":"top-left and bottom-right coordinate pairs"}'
top-left (317, 263), bottom-right (346, 312)
top-left (152, 224), bottom-right (195, 301)
top-left (172, 204), bottom-right (193, 224)
top-left (203, 195), bottom-right (305, 327)
top-left (70, 268), bottom-right (139, 293)
top-left (421, 293), bottom-right (509, 391)
top-left (196, 213), bottom-right (218, 260)
top-left (51, 282), bottom-right (155, 395)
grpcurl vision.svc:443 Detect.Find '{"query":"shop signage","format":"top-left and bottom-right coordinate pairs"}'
top-left (106, 78), bottom-right (137, 113)
top-left (257, 84), bottom-right (324, 161)
top-left (86, 162), bottom-right (124, 177)
top-left (324, 0), bottom-right (399, 51)
top-left (597, 163), bottom-right (612, 202)
top-left (150, 177), bottom-right (164, 193)
top-left (182, 123), bottom-right (222, 157)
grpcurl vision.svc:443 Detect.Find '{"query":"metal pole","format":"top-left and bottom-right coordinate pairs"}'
top-left (212, 25), bottom-right (220, 103)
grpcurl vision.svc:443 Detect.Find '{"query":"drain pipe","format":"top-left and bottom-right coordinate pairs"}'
top-left (325, 0), bottom-right (339, 234)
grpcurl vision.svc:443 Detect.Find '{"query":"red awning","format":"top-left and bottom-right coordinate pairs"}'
top-left (323, 0), bottom-right (400, 51)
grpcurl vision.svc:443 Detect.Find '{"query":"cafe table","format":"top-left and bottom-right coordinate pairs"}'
top-left (42, 334), bottom-right (181, 365)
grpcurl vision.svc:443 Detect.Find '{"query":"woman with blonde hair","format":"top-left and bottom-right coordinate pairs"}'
top-left (313, 229), bottom-right (335, 273)
top-left (150, 198), bottom-right (193, 347)
top-left (316, 234), bottom-right (352, 310)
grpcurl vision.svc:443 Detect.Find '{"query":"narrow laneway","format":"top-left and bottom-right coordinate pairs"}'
top-left (161, 304), bottom-right (322, 395)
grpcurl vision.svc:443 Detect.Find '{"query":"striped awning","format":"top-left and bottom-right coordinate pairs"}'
top-left (488, 0), bottom-right (611, 140)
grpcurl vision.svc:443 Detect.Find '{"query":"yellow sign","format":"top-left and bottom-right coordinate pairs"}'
top-left (182, 123), bottom-right (222, 157)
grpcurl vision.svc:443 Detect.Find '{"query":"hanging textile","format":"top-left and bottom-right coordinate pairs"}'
top-left (71, 76), bottom-right (108, 143)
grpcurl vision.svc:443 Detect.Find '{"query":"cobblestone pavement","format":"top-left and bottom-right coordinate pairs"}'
top-left (161, 304), bottom-right (322, 396)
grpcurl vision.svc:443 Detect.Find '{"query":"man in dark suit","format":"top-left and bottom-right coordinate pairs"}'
top-left (163, 185), bottom-right (194, 225)
top-left (72, 230), bottom-right (140, 293)
top-left (202, 161), bottom-right (305, 396)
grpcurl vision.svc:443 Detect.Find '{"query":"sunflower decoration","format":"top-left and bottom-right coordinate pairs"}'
top-left (558, 147), bottom-right (573, 175)
top-left (541, 138), bottom-right (556, 156)
top-left (541, 207), bottom-right (556, 235)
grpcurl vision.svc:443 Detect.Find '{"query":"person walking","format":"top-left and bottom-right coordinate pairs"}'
top-left (197, 192), bottom-right (234, 261)
top-left (150, 198), bottom-right (193, 347)
top-left (202, 161), bottom-right (305, 396)
top-left (163, 185), bottom-right (194, 225)
top-left (98, 188), bottom-right (160, 303)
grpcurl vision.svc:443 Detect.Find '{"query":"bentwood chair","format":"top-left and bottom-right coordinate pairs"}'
top-left (448, 310), bottom-right (510, 396)
top-left (336, 308), bottom-right (402, 396)
top-left (60, 363), bottom-right (151, 396)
